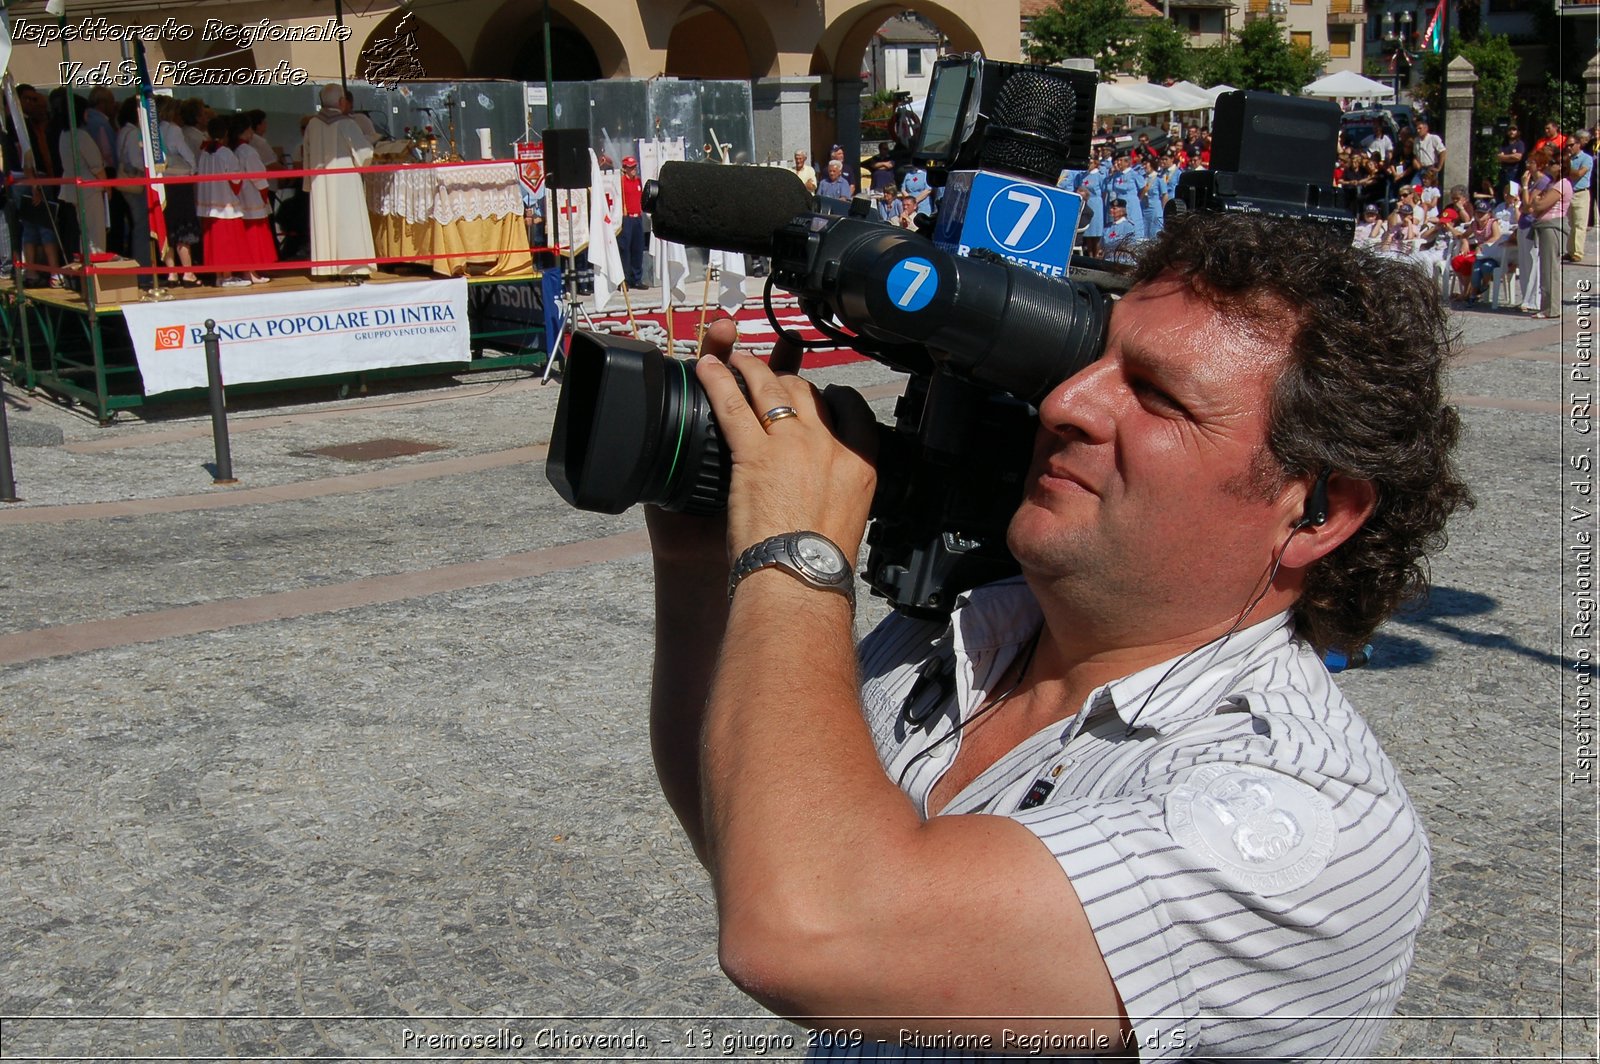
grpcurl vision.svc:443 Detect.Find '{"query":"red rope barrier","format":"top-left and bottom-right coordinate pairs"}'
top-left (14, 246), bottom-right (563, 277)
top-left (10, 157), bottom-right (527, 190)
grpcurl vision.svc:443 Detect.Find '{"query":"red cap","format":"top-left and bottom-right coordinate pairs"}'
top-left (622, 155), bottom-right (638, 167)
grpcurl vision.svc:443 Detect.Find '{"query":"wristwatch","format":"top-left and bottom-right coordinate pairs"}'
top-left (728, 531), bottom-right (855, 608)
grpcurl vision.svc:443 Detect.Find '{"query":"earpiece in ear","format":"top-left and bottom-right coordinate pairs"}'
top-left (1298, 468), bottom-right (1331, 529)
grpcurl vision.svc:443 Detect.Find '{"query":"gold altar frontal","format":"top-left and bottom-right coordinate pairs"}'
top-left (364, 162), bottom-right (532, 278)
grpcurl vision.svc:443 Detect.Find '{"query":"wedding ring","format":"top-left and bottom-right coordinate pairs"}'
top-left (758, 405), bottom-right (799, 430)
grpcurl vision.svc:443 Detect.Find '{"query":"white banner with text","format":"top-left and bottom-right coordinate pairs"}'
top-left (122, 278), bottom-right (471, 395)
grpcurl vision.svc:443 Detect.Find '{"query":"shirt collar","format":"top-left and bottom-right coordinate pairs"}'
top-left (944, 579), bottom-right (1296, 734)
top-left (1094, 611), bottom-right (1295, 732)
top-left (945, 576), bottom-right (1043, 660)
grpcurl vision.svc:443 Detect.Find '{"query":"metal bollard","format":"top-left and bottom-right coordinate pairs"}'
top-left (203, 319), bottom-right (237, 485)
top-left (0, 375), bottom-right (18, 502)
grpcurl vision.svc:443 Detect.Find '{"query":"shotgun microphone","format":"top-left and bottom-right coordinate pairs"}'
top-left (643, 162), bottom-right (816, 257)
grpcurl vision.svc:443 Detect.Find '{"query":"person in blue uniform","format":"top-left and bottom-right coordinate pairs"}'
top-left (1137, 158), bottom-right (1163, 238)
top-left (1105, 154), bottom-right (1146, 240)
top-left (1151, 152), bottom-right (1182, 237)
top-left (1063, 166), bottom-right (1105, 258)
top-left (1102, 197), bottom-right (1138, 263)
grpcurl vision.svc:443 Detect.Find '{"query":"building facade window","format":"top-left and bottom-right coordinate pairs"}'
top-left (1329, 27), bottom-right (1352, 56)
top-left (1291, 29), bottom-right (1314, 47)
top-left (907, 47), bottom-right (923, 75)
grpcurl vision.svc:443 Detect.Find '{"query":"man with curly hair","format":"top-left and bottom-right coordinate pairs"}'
top-left (647, 210), bottom-right (1471, 1059)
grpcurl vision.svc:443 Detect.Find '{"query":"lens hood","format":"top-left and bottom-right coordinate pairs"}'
top-left (546, 331), bottom-right (730, 515)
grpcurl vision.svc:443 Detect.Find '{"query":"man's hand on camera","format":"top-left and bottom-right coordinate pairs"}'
top-left (644, 320), bottom-right (873, 864)
top-left (693, 329), bottom-right (877, 564)
top-left (641, 318), bottom-right (740, 573)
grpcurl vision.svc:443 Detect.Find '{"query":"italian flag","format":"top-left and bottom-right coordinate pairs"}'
top-left (1422, 0), bottom-right (1447, 53)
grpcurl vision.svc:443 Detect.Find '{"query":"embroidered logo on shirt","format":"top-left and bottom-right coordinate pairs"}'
top-left (1166, 763), bottom-right (1337, 895)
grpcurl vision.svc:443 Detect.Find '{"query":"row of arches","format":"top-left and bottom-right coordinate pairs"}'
top-left (341, 1), bottom-right (998, 87)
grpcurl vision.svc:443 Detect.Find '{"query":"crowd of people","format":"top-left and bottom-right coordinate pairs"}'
top-left (797, 111), bottom-right (1592, 321)
top-left (787, 124), bottom-right (1219, 268)
top-left (2, 81), bottom-right (387, 291)
top-left (24, 94), bottom-right (1566, 308)
top-left (1349, 119), bottom-right (1593, 321)
top-left (1064, 127), bottom-right (1215, 264)
top-left (781, 114), bottom-right (1595, 318)
top-left (791, 142), bottom-right (936, 223)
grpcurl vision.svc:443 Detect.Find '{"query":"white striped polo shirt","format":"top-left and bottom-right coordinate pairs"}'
top-left (820, 577), bottom-right (1429, 1062)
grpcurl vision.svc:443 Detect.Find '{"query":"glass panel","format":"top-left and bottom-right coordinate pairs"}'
top-left (164, 80), bottom-right (524, 163)
top-left (697, 80), bottom-right (755, 163)
top-left (649, 78), bottom-right (704, 158)
top-left (198, 77), bottom-right (754, 170)
top-left (586, 78), bottom-right (651, 164)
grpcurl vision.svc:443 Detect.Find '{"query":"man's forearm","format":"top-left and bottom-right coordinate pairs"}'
top-left (702, 575), bottom-right (916, 934)
top-left (645, 497), bottom-right (735, 866)
top-left (650, 555), bottom-right (729, 867)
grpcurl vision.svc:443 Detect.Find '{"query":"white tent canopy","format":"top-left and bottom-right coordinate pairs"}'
top-left (1093, 82), bottom-right (1176, 115)
top-left (1158, 83), bottom-right (1215, 111)
top-left (1301, 70), bottom-right (1396, 100)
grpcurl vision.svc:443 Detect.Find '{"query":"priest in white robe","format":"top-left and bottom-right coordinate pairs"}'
top-left (301, 83), bottom-right (377, 280)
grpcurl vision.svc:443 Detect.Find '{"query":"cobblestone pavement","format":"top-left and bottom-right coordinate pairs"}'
top-left (0, 255), bottom-right (1595, 1062)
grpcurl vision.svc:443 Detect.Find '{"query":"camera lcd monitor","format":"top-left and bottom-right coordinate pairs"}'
top-left (914, 57), bottom-right (977, 163)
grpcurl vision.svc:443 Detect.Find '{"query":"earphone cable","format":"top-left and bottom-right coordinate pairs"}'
top-left (896, 626), bottom-right (1043, 790)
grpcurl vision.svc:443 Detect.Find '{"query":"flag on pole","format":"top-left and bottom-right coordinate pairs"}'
top-left (132, 39), bottom-right (168, 255)
top-left (657, 238), bottom-right (690, 305)
top-left (1422, 0), bottom-right (1446, 53)
top-left (0, 7), bottom-right (15, 78)
top-left (709, 249), bottom-right (746, 315)
top-left (586, 148), bottom-right (624, 309)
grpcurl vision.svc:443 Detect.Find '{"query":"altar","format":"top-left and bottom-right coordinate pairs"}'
top-left (365, 162), bottom-right (533, 278)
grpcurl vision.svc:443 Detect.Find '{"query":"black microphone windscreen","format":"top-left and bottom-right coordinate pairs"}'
top-left (647, 162), bottom-right (814, 256)
top-left (978, 72), bottom-right (1078, 183)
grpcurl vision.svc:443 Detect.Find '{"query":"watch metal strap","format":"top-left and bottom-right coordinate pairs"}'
top-left (727, 532), bottom-right (853, 607)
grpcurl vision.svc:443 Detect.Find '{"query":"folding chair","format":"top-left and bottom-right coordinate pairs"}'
top-left (1489, 262), bottom-right (1519, 310)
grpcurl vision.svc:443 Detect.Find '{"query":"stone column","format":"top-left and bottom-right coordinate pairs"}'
top-left (1586, 50), bottom-right (1600, 131)
top-left (833, 78), bottom-right (863, 192)
top-left (1443, 54), bottom-right (1476, 195)
top-left (752, 76), bottom-right (821, 165)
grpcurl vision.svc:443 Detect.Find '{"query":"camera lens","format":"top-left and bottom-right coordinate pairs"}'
top-left (546, 331), bottom-right (732, 515)
top-left (641, 355), bottom-right (731, 514)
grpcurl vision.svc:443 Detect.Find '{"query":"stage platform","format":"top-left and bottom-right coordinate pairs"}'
top-left (0, 268), bottom-right (551, 422)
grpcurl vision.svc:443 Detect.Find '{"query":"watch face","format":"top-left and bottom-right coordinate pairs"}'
top-left (794, 534), bottom-right (847, 579)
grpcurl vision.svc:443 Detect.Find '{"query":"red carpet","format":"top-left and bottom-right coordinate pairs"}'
top-left (588, 292), bottom-right (870, 369)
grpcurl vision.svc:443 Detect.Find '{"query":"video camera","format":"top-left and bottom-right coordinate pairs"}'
top-left (544, 72), bottom-right (1353, 617)
top-left (547, 196), bottom-right (1108, 616)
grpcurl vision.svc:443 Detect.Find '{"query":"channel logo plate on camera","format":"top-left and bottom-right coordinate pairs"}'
top-left (886, 257), bottom-right (940, 313)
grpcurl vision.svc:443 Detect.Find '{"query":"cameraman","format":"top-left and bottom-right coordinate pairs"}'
top-left (646, 211), bottom-right (1470, 1057)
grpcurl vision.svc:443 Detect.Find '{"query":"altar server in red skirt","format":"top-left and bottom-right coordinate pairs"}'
top-left (233, 111), bottom-right (277, 284)
top-left (196, 114), bottom-right (251, 288)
